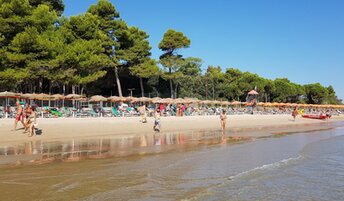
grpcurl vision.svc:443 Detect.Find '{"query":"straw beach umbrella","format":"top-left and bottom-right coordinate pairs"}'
top-left (90, 95), bottom-right (108, 102)
top-left (65, 94), bottom-right (84, 100)
top-left (107, 96), bottom-right (122, 102)
top-left (52, 94), bottom-right (64, 100)
top-left (137, 97), bottom-right (152, 103)
top-left (0, 91), bottom-right (20, 118)
top-left (51, 94), bottom-right (64, 107)
top-left (21, 93), bottom-right (35, 100)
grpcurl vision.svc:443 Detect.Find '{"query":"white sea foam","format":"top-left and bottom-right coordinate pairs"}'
top-left (228, 155), bottom-right (303, 181)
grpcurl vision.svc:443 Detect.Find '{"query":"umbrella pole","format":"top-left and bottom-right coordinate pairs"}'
top-left (41, 100), bottom-right (44, 118)
top-left (5, 97), bottom-right (8, 119)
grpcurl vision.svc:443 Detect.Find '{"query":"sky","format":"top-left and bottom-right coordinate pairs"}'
top-left (63, 0), bottom-right (344, 100)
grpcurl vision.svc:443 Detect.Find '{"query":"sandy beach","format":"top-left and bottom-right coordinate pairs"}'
top-left (1, 114), bottom-right (344, 144)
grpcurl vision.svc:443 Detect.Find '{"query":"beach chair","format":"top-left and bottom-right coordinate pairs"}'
top-left (112, 107), bottom-right (121, 117)
top-left (101, 107), bottom-right (113, 117)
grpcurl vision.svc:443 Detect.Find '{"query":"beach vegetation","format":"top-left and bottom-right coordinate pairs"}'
top-left (0, 0), bottom-right (341, 104)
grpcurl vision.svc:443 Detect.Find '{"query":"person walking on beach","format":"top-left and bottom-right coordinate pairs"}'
top-left (23, 104), bottom-right (33, 133)
top-left (292, 107), bottom-right (299, 121)
top-left (13, 101), bottom-right (25, 131)
top-left (153, 109), bottom-right (161, 132)
top-left (25, 106), bottom-right (37, 137)
top-left (220, 110), bottom-right (227, 131)
top-left (139, 104), bottom-right (147, 123)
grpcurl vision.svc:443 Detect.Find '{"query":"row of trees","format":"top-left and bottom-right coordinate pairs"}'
top-left (0, 0), bottom-right (341, 104)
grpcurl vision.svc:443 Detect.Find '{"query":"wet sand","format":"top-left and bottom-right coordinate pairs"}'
top-left (0, 122), bottom-right (343, 201)
top-left (1, 115), bottom-right (344, 144)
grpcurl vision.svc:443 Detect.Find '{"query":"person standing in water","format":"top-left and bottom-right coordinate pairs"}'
top-left (220, 110), bottom-right (227, 131)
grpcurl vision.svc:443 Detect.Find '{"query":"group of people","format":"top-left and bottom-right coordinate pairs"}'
top-left (13, 101), bottom-right (38, 137)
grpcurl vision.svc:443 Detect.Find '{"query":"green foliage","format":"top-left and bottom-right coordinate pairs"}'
top-left (130, 59), bottom-right (159, 78)
top-left (158, 29), bottom-right (190, 52)
top-left (304, 83), bottom-right (328, 104)
top-left (0, 0), bottom-right (340, 103)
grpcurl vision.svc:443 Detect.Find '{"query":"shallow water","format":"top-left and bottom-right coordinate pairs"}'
top-left (0, 123), bottom-right (344, 201)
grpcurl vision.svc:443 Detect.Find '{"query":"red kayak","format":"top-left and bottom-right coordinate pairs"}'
top-left (302, 114), bottom-right (330, 120)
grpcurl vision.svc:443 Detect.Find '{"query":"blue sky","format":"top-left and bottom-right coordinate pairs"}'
top-left (64, 0), bottom-right (344, 100)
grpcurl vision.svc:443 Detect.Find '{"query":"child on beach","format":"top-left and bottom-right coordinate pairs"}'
top-left (153, 109), bottom-right (161, 132)
top-left (220, 110), bottom-right (227, 131)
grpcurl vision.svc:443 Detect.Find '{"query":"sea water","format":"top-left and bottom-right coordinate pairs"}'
top-left (0, 122), bottom-right (343, 201)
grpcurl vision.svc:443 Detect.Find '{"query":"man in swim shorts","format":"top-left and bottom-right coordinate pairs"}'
top-left (13, 101), bottom-right (25, 131)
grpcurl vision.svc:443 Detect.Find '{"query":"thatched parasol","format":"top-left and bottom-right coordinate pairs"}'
top-left (51, 94), bottom-right (64, 100)
top-left (137, 97), bottom-right (152, 103)
top-left (152, 98), bottom-right (174, 104)
top-left (0, 91), bottom-right (21, 118)
top-left (256, 102), bottom-right (265, 106)
top-left (108, 96), bottom-right (121, 102)
top-left (34, 93), bottom-right (53, 100)
top-left (231, 101), bottom-right (242, 106)
top-left (173, 98), bottom-right (185, 104)
top-left (90, 95), bottom-right (108, 102)
top-left (200, 100), bottom-right (212, 105)
top-left (221, 101), bottom-right (231, 106)
top-left (212, 100), bottom-right (222, 105)
top-left (20, 93), bottom-right (35, 99)
top-left (65, 94), bottom-right (84, 100)
top-left (0, 91), bottom-right (20, 98)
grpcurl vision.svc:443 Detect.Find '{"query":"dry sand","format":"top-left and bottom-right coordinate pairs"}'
top-left (1, 114), bottom-right (344, 144)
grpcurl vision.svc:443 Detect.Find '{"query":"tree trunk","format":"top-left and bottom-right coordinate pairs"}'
top-left (265, 93), bottom-right (268, 102)
top-left (63, 84), bottom-right (66, 95)
top-left (174, 83), bottom-right (178, 99)
top-left (170, 79), bottom-right (174, 98)
top-left (114, 68), bottom-right (122, 97)
top-left (39, 78), bottom-right (43, 93)
top-left (140, 77), bottom-right (144, 97)
top-left (169, 67), bottom-right (174, 98)
top-left (212, 85), bottom-right (215, 100)
top-left (72, 85), bottom-right (76, 94)
top-left (205, 80), bottom-right (208, 100)
top-left (81, 86), bottom-right (84, 96)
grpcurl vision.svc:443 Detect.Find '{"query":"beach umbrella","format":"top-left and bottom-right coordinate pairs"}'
top-left (33, 93), bottom-right (53, 100)
top-left (151, 97), bottom-right (162, 104)
top-left (108, 96), bottom-right (121, 102)
top-left (51, 94), bottom-right (64, 100)
top-left (51, 94), bottom-right (65, 107)
top-left (90, 95), bottom-right (108, 102)
top-left (64, 94), bottom-right (85, 109)
top-left (221, 101), bottom-right (231, 106)
top-left (160, 98), bottom-right (174, 104)
top-left (173, 98), bottom-right (185, 104)
top-left (0, 91), bottom-right (21, 118)
top-left (200, 100), bottom-right (212, 105)
top-left (0, 91), bottom-right (20, 98)
top-left (137, 97), bottom-right (152, 103)
top-left (152, 98), bottom-right (171, 104)
top-left (212, 100), bottom-right (222, 105)
top-left (256, 102), bottom-right (265, 106)
top-left (182, 97), bottom-right (200, 104)
top-left (21, 93), bottom-right (35, 100)
top-left (65, 94), bottom-right (84, 100)
top-left (263, 102), bottom-right (273, 107)
top-left (231, 101), bottom-right (242, 106)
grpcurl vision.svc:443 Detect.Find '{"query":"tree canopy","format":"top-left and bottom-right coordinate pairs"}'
top-left (0, 0), bottom-right (341, 104)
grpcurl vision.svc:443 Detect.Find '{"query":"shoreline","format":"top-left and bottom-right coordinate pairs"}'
top-left (1, 114), bottom-right (344, 144)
